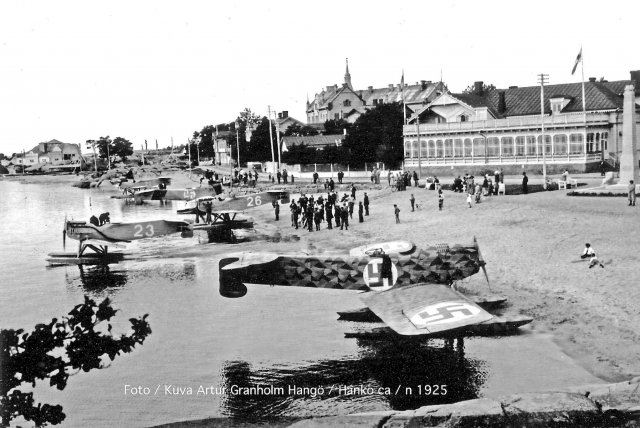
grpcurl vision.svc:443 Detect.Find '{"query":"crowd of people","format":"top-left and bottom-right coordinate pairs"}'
top-left (276, 187), bottom-right (371, 232)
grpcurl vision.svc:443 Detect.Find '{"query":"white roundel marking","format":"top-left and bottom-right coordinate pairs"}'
top-left (409, 301), bottom-right (480, 328)
top-left (363, 259), bottom-right (397, 291)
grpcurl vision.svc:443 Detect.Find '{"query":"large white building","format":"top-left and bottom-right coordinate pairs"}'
top-left (403, 72), bottom-right (640, 174)
top-left (307, 59), bottom-right (446, 125)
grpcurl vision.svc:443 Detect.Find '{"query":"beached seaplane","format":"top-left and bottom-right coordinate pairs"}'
top-left (177, 189), bottom-right (290, 242)
top-left (46, 218), bottom-right (192, 265)
top-left (218, 239), bottom-right (532, 340)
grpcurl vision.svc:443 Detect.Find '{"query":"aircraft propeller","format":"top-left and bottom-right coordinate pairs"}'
top-left (473, 236), bottom-right (491, 291)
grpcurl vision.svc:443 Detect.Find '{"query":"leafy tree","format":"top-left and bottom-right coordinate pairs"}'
top-left (111, 137), bottom-right (133, 162)
top-left (462, 82), bottom-right (496, 95)
top-left (236, 108), bottom-right (262, 130)
top-left (192, 125), bottom-right (217, 161)
top-left (245, 117), bottom-right (278, 163)
top-left (95, 136), bottom-right (112, 160)
top-left (323, 119), bottom-right (351, 135)
top-left (342, 102), bottom-right (404, 168)
top-left (0, 153), bottom-right (6, 161)
top-left (1, 296), bottom-right (151, 427)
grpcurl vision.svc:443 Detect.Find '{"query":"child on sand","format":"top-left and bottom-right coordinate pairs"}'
top-left (438, 190), bottom-right (444, 211)
top-left (466, 193), bottom-right (472, 208)
top-left (588, 253), bottom-right (605, 269)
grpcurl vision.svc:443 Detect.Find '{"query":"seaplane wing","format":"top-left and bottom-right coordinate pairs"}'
top-left (120, 177), bottom-right (172, 189)
top-left (65, 220), bottom-right (190, 243)
top-left (135, 186), bottom-right (222, 201)
top-left (361, 284), bottom-right (493, 336)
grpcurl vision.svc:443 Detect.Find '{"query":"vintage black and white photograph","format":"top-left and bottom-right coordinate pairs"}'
top-left (1, 1), bottom-right (639, 427)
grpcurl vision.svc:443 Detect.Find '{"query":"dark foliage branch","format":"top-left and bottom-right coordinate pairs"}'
top-left (1, 296), bottom-right (151, 427)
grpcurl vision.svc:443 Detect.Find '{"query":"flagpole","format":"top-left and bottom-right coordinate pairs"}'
top-left (580, 48), bottom-right (588, 159)
top-left (401, 70), bottom-right (406, 125)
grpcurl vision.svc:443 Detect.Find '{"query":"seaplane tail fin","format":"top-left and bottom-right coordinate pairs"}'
top-left (361, 284), bottom-right (493, 336)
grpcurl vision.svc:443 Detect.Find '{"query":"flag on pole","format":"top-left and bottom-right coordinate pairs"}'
top-left (571, 48), bottom-right (582, 75)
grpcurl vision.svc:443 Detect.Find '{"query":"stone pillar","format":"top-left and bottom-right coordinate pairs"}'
top-left (619, 84), bottom-right (638, 184)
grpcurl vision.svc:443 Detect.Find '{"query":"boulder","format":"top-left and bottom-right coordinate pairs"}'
top-left (501, 392), bottom-right (600, 427)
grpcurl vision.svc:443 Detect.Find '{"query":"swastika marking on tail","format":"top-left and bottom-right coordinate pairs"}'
top-left (363, 259), bottom-right (397, 291)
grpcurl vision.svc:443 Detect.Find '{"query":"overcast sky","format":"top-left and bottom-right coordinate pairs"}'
top-left (0, 0), bottom-right (637, 155)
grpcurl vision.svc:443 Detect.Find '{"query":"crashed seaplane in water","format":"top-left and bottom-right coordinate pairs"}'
top-left (218, 239), bottom-right (532, 339)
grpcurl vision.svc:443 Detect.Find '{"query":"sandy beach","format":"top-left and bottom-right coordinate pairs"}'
top-left (7, 169), bottom-right (639, 384)
top-left (241, 173), bottom-right (640, 384)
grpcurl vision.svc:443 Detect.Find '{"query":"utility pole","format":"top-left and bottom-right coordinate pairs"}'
top-left (187, 138), bottom-right (192, 179)
top-left (275, 113), bottom-right (282, 170)
top-left (235, 122), bottom-right (240, 168)
top-left (196, 137), bottom-right (201, 164)
top-left (267, 105), bottom-right (276, 175)
top-left (538, 73), bottom-right (549, 189)
top-left (415, 120), bottom-right (422, 178)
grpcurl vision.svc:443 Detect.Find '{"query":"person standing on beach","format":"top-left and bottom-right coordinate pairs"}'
top-left (628, 180), bottom-right (636, 206)
top-left (358, 202), bottom-right (364, 223)
top-left (410, 193), bottom-right (415, 212)
top-left (394, 204), bottom-right (400, 224)
top-left (522, 172), bottom-right (529, 194)
top-left (325, 203), bottom-right (333, 229)
top-left (340, 203), bottom-right (349, 230)
top-left (363, 192), bottom-right (369, 215)
top-left (272, 200), bottom-right (279, 221)
top-left (438, 190), bottom-right (444, 211)
top-left (466, 192), bottom-right (473, 208)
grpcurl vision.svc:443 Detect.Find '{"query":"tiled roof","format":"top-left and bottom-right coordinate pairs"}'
top-left (454, 80), bottom-right (632, 117)
top-left (358, 82), bottom-right (444, 105)
top-left (308, 82), bottom-right (445, 113)
top-left (282, 134), bottom-right (344, 149)
top-left (29, 139), bottom-right (78, 155)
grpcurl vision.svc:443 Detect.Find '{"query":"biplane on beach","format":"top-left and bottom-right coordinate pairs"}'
top-left (218, 239), bottom-right (532, 340)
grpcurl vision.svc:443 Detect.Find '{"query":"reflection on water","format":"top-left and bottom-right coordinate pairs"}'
top-left (64, 262), bottom-right (199, 295)
top-left (75, 265), bottom-right (128, 291)
top-left (219, 338), bottom-right (486, 420)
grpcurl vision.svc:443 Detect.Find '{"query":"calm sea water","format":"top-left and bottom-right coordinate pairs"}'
top-left (0, 178), bottom-right (603, 427)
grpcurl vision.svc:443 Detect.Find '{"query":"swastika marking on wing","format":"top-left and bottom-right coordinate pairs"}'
top-left (410, 301), bottom-right (480, 327)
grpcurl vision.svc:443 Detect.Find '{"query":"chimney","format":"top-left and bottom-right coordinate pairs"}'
top-left (630, 70), bottom-right (640, 86)
top-left (277, 112), bottom-right (282, 119)
top-left (498, 91), bottom-right (507, 113)
top-left (39, 142), bottom-right (46, 153)
top-left (420, 80), bottom-right (427, 90)
top-left (282, 111), bottom-right (288, 118)
top-left (474, 81), bottom-right (484, 96)
top-left (588, 77), bottom-right (596, 82)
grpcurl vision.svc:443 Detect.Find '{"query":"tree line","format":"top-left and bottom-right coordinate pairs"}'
top-left (189, 102), bottom-right (405, 169)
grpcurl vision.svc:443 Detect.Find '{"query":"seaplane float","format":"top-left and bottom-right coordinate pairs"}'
top-left (218, 239), bottom-right (532, 340)
top-left (46, 190), bottom-right (290, 265)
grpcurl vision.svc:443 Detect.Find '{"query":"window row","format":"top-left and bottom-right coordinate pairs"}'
top-left (403, 133), bottom-right (602, 158)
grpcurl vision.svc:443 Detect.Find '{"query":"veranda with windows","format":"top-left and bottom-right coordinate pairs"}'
top-left (403, 114), bottom-right (611, 167)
